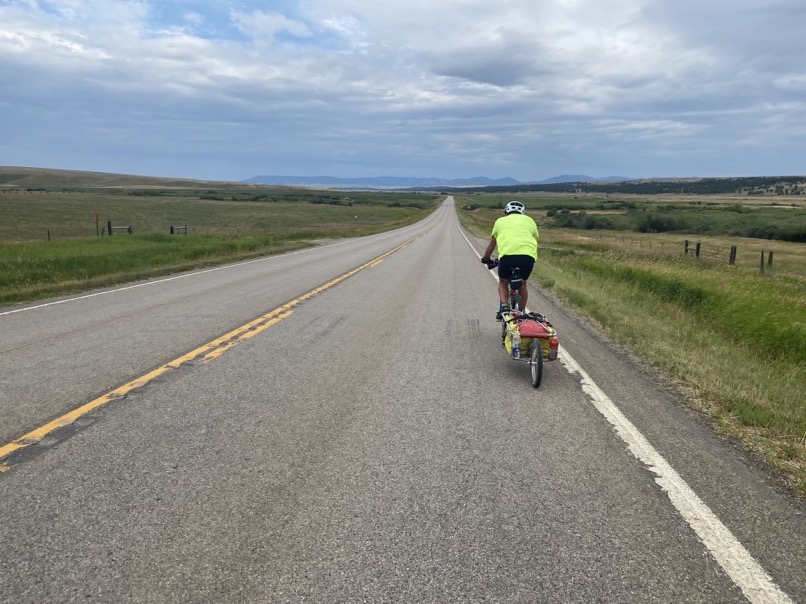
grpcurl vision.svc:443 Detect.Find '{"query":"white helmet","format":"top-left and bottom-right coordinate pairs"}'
top-left (504, 200), bottom-right (525, 215)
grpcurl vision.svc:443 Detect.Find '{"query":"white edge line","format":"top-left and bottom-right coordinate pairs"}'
top-left (457, 221), bottom-right (793, 604)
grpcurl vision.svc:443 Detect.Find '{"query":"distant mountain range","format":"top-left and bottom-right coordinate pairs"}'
top-left (243, 174), bottom-right (631, 189)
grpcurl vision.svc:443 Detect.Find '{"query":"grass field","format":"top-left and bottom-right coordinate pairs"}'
top-left (0, 234), bottom-right (317, 304)
top-left (459, 200), bottom-right (806, 496)
top-left (461, 202), bottom-right (806, 278)
top-left (0, 170), bottom-right (439, 304)
top-left (0, 188), bottom-right (434, 242)
top-left (462, 191), bottom-right (806, 244)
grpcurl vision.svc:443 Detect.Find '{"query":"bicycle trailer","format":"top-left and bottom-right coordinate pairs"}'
top-left (503, 313), bottom-right (559, 361)
top-left (500, 311), bottom-right (559, 388)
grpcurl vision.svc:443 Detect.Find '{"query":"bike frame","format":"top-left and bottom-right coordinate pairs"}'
top-left (506, 267), bottom-right (524, 311)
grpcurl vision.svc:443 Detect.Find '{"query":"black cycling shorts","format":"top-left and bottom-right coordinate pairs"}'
top-left (497, 255), bottom-right (535, 281)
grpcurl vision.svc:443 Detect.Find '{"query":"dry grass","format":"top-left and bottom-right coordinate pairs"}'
top-left (542, 229), bottom-right (806, 278)
top-left (0, 165), bottom-right (238, 189)
top-left (0, 169), bottom-right (438, 303)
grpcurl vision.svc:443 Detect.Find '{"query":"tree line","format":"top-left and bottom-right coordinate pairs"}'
top-left (456, 176), bottom-right (806, 196)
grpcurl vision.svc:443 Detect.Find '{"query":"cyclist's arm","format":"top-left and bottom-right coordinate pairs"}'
top-left (483, 236), bottom-right (497, 259)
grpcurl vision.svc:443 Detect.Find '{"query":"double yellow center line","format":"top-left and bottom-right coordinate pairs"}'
top-left (0, 236), bottom-right (418, 472)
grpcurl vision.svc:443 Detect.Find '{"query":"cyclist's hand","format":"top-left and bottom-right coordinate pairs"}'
top-left (481, 256), bottom-right (491, 266)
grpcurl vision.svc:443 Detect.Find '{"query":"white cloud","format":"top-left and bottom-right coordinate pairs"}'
top-left (0, 0), bottom-right (804, 179)
top-left (774, 73), bottom-right (806, 91)
top-left (231, 9), bottom-right (312, 41)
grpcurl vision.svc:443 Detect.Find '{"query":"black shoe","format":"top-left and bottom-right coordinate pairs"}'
top-left (496, 305), bottom-right (510, 321)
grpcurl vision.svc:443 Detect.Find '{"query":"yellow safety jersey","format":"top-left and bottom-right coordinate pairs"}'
top-left (491, 213), bottom-right (539, 259)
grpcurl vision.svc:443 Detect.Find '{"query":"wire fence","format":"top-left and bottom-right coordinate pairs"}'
top-left (588, 235), bottom-right (779, 274)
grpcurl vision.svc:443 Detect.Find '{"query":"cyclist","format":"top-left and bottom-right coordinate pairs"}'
top-left (481, 200), bottom-right (539, 320)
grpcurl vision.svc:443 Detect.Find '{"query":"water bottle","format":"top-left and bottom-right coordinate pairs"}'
top-left (548, 336), bottom-right (559, 360)
top-left (511, 332), bottom-right (521, 359)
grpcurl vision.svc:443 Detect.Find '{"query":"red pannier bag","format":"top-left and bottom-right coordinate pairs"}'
top-left (517, 319), bottom-right (551, 339)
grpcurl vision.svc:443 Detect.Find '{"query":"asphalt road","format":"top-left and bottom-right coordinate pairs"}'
top-left (1, 198), bottom-right (803, 603)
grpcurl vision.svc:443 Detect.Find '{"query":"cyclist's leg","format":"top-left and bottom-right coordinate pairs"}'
top-left (497, 279), bottom-right (510, 306)
top-left (494, 279), bottom-right (511, 320)
top-left (497, 256), bottom-right (517, 309)
top-left (514, 256), bottom-right (535, 310)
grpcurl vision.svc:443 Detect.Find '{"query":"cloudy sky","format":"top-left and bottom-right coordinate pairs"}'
top-left (1, 0), bottom-right (804, 182)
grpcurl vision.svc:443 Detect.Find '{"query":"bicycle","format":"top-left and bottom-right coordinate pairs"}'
top-left (506, 266), bottom-right (525, 311)
top-left (483, 257), bottom-right (559, 388)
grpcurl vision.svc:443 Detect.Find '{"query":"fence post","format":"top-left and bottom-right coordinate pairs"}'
top-left (684, 239), bottom-right (690, 254)
top-left (729, 246), bottom-right (737, 265)
top-left (108, 221), bottom-right (133, 235)
top-left (695, 242), bottom-right (701, 258)
top-left (108, 220), bottom-right (113, 236)
top-left (768, 251), bottom-right (774, 268)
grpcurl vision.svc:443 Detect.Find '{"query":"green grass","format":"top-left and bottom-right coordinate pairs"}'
top-left (0, 234), bottom-right (306, 303)
top-left (565, 253), bottom-right (805, 363)
top-left (0, 189), bottom-right (435, 241)
top-left (0, 187), bottom-right (439, 304)
top-left (459, 205), bottom-right (806, 496)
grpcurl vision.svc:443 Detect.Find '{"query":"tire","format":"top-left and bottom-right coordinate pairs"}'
top-left (510, 294), bottom-right (522, 312)
top-left (530, 340), bottom-right (543, 388)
